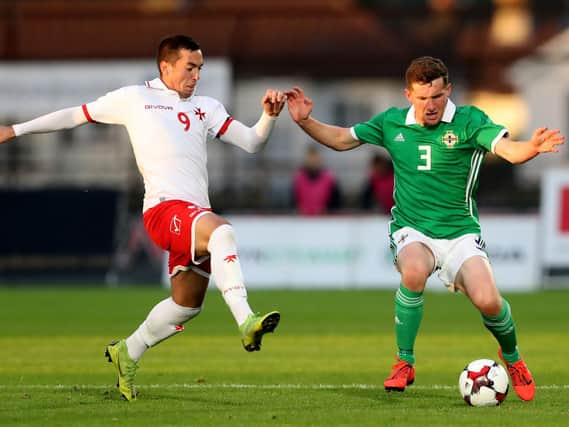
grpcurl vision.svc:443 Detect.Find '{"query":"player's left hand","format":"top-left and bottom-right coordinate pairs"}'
top-left (0, 126), bottom-right (16, 144)
top-left (262, 89), bottom-right (287, 117)
top-left (531, 127), bottom-right (565, 153)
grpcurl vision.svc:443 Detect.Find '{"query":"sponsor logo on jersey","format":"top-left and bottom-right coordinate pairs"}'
top-left (175, 324), bottom-right (185, 331)
top-left (194, 107), bottom-right (206, 121)
top-left (442, 130), bottom-right (459, 147)
top-left (145, 104), bottom-right (174, 110)
top-left (394, 132), bottom-right (405, 142)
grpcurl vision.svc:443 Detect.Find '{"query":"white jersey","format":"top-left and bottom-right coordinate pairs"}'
top-left (82, 77), bottom-right (232, 212)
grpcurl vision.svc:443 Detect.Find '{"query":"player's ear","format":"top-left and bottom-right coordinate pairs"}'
top-left (159, 60), bottom-right (170, 77)
top-left (446, 82), bottom-right (452, 96)
top-left (404, 88), bottom-right (412, 102)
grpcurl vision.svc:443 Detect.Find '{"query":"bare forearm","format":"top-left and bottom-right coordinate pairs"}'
top-left (297, 116), bottom-right (360, 151)
top-left (495, 139), bottom-right (538, 164)
top-left (495, 128), bottom-right (564, 164)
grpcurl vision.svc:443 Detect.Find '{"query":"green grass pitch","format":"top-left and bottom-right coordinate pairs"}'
top-left (0, 287), bottom-right (568, 426)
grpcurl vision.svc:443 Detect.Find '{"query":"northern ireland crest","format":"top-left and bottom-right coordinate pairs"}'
top-left (442, 130), bottom-right (459, 148)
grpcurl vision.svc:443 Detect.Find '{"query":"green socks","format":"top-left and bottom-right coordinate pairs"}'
top-left (482, 297), bottom-right (520, 362)
top-left (394, 289), bottom-right (520, 364)
top-left (395, 284), bottom-right (424, 364)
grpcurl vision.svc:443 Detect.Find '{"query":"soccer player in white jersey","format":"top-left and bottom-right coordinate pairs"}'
top-left (0, 35), bottom-right (286, 401)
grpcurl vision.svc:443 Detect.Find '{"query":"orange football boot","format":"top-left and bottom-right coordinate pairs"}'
top-left (384, 358), bottom-right (415, 391)
top-left (498, 349), bottom-right (535, 401)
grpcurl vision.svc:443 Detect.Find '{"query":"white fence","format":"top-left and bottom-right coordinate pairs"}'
top-left (163, 214), bottom-right (541, 291)
top-left (228, 215), bottom-right (540, 291)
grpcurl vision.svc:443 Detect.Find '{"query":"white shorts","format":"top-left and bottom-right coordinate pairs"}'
top-left (390, 226), bottom-right (488, 292)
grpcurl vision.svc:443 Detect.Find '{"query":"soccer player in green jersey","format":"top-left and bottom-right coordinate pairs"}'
top-left (285, 56), bottom-right (564, 402)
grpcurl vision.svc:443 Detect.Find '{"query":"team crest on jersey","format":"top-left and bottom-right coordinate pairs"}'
top-left (194, 107), bottom-right (206, 121)
top-left (441, 130), bottom-right (459, 148)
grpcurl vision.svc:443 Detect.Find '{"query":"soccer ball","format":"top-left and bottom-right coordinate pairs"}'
top-left (458, 359), bottom-right (509, 406)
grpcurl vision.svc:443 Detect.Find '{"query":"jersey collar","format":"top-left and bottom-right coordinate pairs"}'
top-left (145, 77), bottom-right (195, 101)
top-left (405, 99), bottom-right (456, 125)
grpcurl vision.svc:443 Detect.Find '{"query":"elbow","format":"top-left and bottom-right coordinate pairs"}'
top-left (331, 138), bottom-right (358, 152)
top-left (495, 149), bottom-right (520, 165)
top-left (243, 137), bottom-right (267, 153)
top-left (243, 129), bottom-right (269, 153)
top-left (502, 153), bottom-right (531, 165)
top-left (500, 154), bottom-right (518, 164)
top-left (245, 144), bottom-right (263, 154)
top-left (330, 144), bottom-right (347, 152)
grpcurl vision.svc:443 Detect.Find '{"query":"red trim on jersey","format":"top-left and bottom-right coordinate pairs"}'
top-left (81, 104), bottom-right (95, 123)
top-left (216, 117), bottom-right (234, 138)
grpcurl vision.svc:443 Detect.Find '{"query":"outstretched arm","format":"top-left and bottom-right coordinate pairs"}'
top-left (221, 88), bottom-right (286, 153)
top-left (286, 87), bottom-right (361, 152)
top-left (0, 106), bottom-right (88, 145)
top-left (494, 127), bottom-right (565, 164)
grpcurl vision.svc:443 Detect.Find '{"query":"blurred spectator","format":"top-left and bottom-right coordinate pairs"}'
top-left (112, 216), bottom-right (165, 276)
top-left (293, 146), bottom-right (342, 215)
top-left (360, 152), bottom-right (395, 214)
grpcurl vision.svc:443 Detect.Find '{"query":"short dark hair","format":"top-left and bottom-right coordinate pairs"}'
top-left (405, 56), bottom-right (449, 88)
top-left (156, 35), bottom-right (201, 73)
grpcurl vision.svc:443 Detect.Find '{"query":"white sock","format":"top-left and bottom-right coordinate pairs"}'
top-left (207, 224), bottom-right (253, 326)
top-left (125, 297), bottom-right (201, 361)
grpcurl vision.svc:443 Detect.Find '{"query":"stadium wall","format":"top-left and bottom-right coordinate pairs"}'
top-left (0, 189), bottom-right (120, 282)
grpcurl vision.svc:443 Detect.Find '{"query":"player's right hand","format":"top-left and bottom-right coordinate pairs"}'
top-left (0, 126), bottom-right (16, 144)
top-left (285, 87), bottom-right (313, 124)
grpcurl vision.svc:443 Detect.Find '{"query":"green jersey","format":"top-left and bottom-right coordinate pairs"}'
top-left (352, 100), bottom-right (507, 239)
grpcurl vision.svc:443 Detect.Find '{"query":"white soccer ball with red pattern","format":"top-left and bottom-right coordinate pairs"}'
top-left (458, 359), bottom-right (509, 406)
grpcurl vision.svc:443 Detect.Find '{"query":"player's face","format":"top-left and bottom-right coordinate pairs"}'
top-left (161, 48), bottom-right (203, 98)
top-left (404, 77), bottom-right (451, 127)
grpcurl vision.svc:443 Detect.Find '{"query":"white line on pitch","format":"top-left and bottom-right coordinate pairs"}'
top-left (0, 384), bottom-right (568, 390)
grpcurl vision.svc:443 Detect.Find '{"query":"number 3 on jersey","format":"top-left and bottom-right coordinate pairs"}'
top-left (178, 112), bottom-right (191, 131)
top-left (418, 145), bottom-right (431, 171)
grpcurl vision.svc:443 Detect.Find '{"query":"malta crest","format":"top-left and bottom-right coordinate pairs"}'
top-left (442, 130), bottom-right (459, 148)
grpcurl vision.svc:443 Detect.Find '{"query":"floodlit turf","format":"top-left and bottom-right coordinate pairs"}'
top-left (0, 287), bottom-right (568, 426)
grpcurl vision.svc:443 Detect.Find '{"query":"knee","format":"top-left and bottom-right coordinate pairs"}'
top-left (207, 223), bottom-right (236, 251)
top-left (180, 305), bottom-right (202, 323)
top-left (171, 270), bottom-right (209, 307)
top-left (170, 302), bottom-right (202, 326)
top-left (400, 263), bottom-right (430, 291)
top-left (144, 298), bottom-right (202, 343)
top-left (474, 294), bottom-right (502, 316)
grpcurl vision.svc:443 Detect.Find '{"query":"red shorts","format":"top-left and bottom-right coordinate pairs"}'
top-left (143, 200), bottom-right (212, 277)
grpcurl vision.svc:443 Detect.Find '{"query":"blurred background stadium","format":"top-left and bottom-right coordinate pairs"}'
top-left (1, 0), bottom-right (568, 287)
